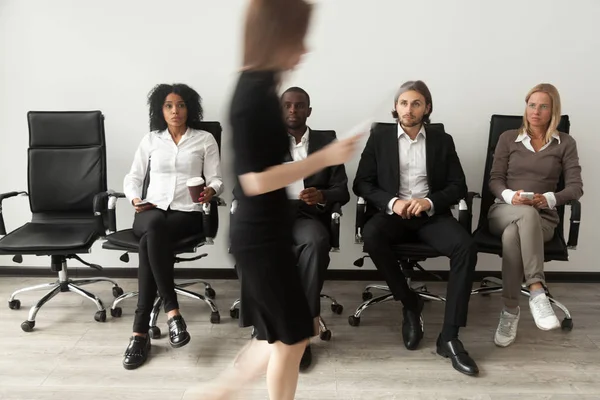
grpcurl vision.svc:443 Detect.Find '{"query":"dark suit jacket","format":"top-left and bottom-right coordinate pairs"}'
top-left (353, 123), bottom-right (467, 217)
top-left (286, 129), bottom-right (350, 220)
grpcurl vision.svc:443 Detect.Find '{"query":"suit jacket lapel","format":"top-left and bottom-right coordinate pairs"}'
top-left (307, 128), bottom-right (318, 155)
top-left (425, 126), bottom-right (434, 186)
top-left (390, 125), bottom-right (400, 195)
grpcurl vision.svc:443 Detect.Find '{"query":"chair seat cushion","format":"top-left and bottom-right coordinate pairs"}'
top-left (0, 222), bottom-right (98, 253)
top-left (103, 229), bottom-right (205, 253)
top-left (474, 227), bottom-right (568, 261)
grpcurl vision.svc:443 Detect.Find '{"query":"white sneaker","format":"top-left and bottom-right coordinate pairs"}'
top-left (494, 308), bottom-right (520, 347)
top-left (529, 293), bottom-right (560, 331)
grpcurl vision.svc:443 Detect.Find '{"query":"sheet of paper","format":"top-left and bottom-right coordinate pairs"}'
top-left (284, 162), bottom-right (305, 199)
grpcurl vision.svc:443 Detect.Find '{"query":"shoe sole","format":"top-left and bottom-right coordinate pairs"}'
top-left (494, 337), bottom-right (515, 347)
top-left (170, 333), bottom-right (191, 348)
top-left (436, 348), bottom-right (479, 376)
top-left (534, 321), bottom-right (560, 331)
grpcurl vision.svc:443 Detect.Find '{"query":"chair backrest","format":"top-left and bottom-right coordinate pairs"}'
top-left (27, 111), bottom-right (107, 223)
top-left (476, 114), bottom-right (571, 233)
top-left (371, 122), bottom-right (445, 133)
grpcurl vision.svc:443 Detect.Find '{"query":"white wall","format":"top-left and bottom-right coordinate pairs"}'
top-left (1, 0), bottom-right (598, 272)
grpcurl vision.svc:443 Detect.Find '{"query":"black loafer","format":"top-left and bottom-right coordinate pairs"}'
top-left (436, 335), bottom-right (479, 376)
top-left (167, 314), bottom-right (190, 348)
top-left (299, 344), bottom-right (312, 371)
top-left (402, 296), bottom-right (425, 350)
top-left (123, 335), bottom-right (151, 370)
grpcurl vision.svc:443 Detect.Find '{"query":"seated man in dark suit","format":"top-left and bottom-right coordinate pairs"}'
top-left (281, 87), bottom-right (350, 370)
top-left (353, 80), bottom-right (479, 376)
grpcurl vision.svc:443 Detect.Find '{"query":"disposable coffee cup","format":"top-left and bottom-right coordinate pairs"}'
top-left (187, 177), bottom-right (205, 203)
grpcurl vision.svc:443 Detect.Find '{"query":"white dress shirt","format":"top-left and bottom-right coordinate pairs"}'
top-left (123, 128), bottom-right (224, 212)
top-left (499, 129), bottom-right (560, 209)
top-left (387, 124), bottom-right (434, 216)
top-left (288, 127), bottom-right (310, 162)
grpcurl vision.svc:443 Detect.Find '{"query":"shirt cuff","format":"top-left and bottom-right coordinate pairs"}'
top-left (425, 198), bottom-right (435, 216)
top-left (208, 183), bottom-right (222, 196)
top-left (543, 192), bottom-right (557, 209)
top-left (387, 197), bottom-right (399, 215)
top-left (501, 189), bottom-right (517, 205)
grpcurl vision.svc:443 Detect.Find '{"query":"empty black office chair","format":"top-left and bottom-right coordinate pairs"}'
top-left (0, 111), bottom-right (123, 332)
top-left (348, 122), bottom-right (473, 327)
top-left (470, 114), bottom-right (580, 331)
top-left (96, 121), bottom-right (225, 338)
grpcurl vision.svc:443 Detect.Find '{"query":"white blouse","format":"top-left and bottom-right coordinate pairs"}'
top-left (123, 128), bottom-right (224, 212)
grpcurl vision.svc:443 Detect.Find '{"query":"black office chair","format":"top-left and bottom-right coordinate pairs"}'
top-left (348, 122), bottom-right (473, 327)
top-left (469, 114), bottom-right (580, 331)
top-left (96, 121), bottom-right (225, 338)
top-left (0, 111), bottom-right (123, 332)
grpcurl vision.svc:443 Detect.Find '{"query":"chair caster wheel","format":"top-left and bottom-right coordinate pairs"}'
top-left (331, 303), bottom-right (344, 315)
top-left (210, 311), bottom-right (220, 324)
top-left (110, 307), bottom-right (122, 318)
top-left (21, 320), bottom-right (35, 332)
top-left (320, 329), bottom-right (332, 341)
top-left (561, 318), bottom-right (573, 331)
top-left (348, 315), bottom-right (361, 327)
top-left (94, 310), bottom-right (106, 322)
top-left (230, 308), bottom-right (240, 319)
top-left (148, 326), bottom-right (161, 339)
top-left (112, 286), bottom-right (124, 298)
top-left (8, 299), bottom-right (21, 310)
top-left (362, 291), bottom-right (373, 301)
top-left (205, 287), bottom-right (216, 300)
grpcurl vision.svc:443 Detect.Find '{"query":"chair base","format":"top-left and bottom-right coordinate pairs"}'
top-left (471, 276), bottom-right (573, 331)
top-left (7, 262), bottom-right (121, 332)
top-left (348, 280), bottom-right (445, 327)
top-left (229, 293), bottom-right (342, 341)
top-left (110, 279), bottom-right (221, 332)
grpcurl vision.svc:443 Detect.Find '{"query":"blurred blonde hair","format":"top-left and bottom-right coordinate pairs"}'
top-left (522, 83), bottom-right (562, 143)
top-left (243, 0), bottom-right (312, 71)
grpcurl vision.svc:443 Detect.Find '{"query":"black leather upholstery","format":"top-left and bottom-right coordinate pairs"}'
top-left (102, 229), bottom-right (205, 253)
top-left (0, 111), bottom-right (107, 255)
top-left (0, 222), bottom-right (98, 254)
top-left (473, 114), bottom-right (571, 262)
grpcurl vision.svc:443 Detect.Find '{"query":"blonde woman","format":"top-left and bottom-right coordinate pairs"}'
top-left (488, 83), bottom-right (583, 347)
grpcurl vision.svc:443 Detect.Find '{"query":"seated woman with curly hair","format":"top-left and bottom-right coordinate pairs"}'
top-left (121, 83), bottom-right (223, 370)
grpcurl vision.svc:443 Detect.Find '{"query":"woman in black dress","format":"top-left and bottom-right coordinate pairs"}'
top-left (200, 1), bottom-right (359, 399)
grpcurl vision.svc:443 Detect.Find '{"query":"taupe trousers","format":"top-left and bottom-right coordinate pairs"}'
top-left (488, 204), bottom-right (557, 308)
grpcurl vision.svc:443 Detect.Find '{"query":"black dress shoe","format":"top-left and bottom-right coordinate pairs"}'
top-left (299, 344), bottom-right (312, 371)
top-left (123, 335), bottom-right (151, 370)
top-left (402, 296), bottom-right (425, 350)
top-left (167, 314), bottom-right (190, 348)
top-left (436, 335), bottom-right (479, 376)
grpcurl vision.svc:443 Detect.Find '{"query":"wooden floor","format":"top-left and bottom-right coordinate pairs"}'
top-left (0, 277), bottom-right (599, 399)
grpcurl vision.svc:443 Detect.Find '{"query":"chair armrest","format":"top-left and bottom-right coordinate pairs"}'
top-left (458, 191), bottom-right (480, 234)
top-left (201, 199), bottom-right (220, 244)
top-left (330, 202), bottom-right (342, 251)
top-left (355, 197), bottom-right (367, 244)
top-left (567, 199), bottom-right (581, 249)
top-left (0, 191), bottom-right (28, 235)
top-left (93, 190), bottom-right (126, 234)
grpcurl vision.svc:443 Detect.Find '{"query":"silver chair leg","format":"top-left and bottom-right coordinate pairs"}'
top-left (24, 284), bottom-right (61, 326)
top-left (111, 291), bottom-right (139, 309)
top-left (348, 292), bottom-right (394, 326)
top-left (363, 284), bottom-right (391, 295)
top-left (70, 277), bottom-right (120, 287)
top-left (9, 282), bottom-right (58, 302)
top-left (67, 283), bottom-right (105, 312)
top-left (148, 296), bottom-right (163, 332)
top-left (318, 316), bottom-right (332, 341)
top-left (174, 287), bottom-right (220, 323)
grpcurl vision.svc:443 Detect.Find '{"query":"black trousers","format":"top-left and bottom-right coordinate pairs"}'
top-left (292, 216), bottom-right (331, 318)
top-left (362, 213), bottom-right (477, 327)
top-left (132, 208), bottom-right (203, 333)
